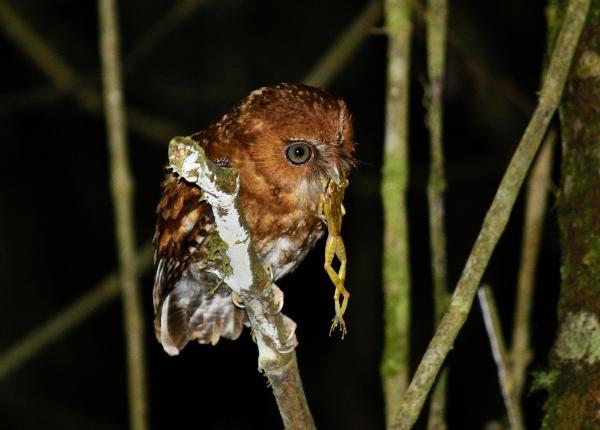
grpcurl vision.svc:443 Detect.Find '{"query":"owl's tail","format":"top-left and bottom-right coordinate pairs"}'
top-left (154, 274), bottom-right (245, 355)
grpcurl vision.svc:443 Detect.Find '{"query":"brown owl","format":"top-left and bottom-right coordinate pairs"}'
top-left (153, 83), bottom-right (355, 355)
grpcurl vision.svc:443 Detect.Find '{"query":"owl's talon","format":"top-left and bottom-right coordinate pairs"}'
top-left (231, 292), bottom-right (245, 308)
top-left (264, 264), bottom-right (274, 282)
top-left (279, 314), bottom-right (298, 353)
top-left (268, 283), bottom-right (284, 314)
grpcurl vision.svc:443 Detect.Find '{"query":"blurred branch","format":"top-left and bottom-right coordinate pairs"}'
top-left (0, 0), bottom-right (183, 143)
top-left (381, 0), bottom-right (412, 425)
top-left (0, 243), bottom-right (153, 380)
top-left (124, 0), bottom-right (210, 72)
top-left (98, 0), bottom-right (148, 428)
top-left (168, 137), bottom-right (314, 429)
top-left (510, 129), bottom-right (556, 399)
top-left (412, 1), bottom-right (534, 116)
top-left (391, 0), bottom-right (589, 427)
top-left (424, 0), bottom-right (449, 429)
top-left (478, 286), bottom-right (525, 430)
top-left (0, 1), bottom-right (76, 88)
top-left (303, 0), bottom-right (382, 88)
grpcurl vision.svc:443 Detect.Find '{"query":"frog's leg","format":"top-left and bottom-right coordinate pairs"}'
top-left (324, 235), bottom-right (350, 337)
top-left (335, 237), bottom-right (348, 315)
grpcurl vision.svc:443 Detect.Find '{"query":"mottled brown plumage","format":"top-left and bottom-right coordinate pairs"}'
top-left (153, 83), bottom-right (355, 355)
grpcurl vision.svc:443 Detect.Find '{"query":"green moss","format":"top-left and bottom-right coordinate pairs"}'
top-left (530, 369), bottom-right (560, 393)
top-left (206, 235), bottom-right (232, 277)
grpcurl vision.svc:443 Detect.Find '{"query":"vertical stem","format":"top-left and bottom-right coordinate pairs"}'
top-left (478, 287), bottom-right (525, 430)
top-left (381, 0), bottom-right (413, 426)
top-left (509, 130), bottom-right (555, 399)
top-left (98, 1), bottom-right (148, 429)
top-left (391, 0), bottom-right (589, 426)
top-left (424, 1), bottom-right (449, 429)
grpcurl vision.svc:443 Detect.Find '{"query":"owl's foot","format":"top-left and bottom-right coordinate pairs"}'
top-left (249, 314), bottom-right (297, 353)
top-left (231, 291), bottom-right (245, 308)
top-left (329, 314), bottom-right (347, 339)
top-left (269, 283), bottom-right (285, 314)
top-left (264, 264), bottom-right (274, 282)
top-left (279, 314), bottom-right (298, 353)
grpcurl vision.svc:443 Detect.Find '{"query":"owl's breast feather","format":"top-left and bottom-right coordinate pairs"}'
top-left (256, 223), bottom-right (325, 281)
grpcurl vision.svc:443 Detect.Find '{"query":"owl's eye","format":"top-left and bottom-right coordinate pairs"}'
top-left (285, 142), bottom-right (312, 165)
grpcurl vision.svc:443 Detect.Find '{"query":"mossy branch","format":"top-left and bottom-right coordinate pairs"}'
top-left (424, 0), bottom-right (449, 428)
top-left (98, 1), bottom-right (148, 429)
top-left (168, 136), bottom-right (314, 430)
top-left (391, 0), bottom-right (590, 427)
top-left (381, 0), bottom-right (413, 425)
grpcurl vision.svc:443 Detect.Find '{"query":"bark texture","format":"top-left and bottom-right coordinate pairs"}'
top-left (545, 1), bottom-right (600, 428)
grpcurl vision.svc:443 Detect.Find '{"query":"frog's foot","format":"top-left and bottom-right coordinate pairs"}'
top-left (329, 314), bottom-right (347, 339)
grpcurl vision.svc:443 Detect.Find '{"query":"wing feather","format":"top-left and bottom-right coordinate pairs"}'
top-left (153, 172), bottom-right (244, 354)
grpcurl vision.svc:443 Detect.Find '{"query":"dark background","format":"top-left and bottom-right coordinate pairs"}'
top-left (0, 0), bottom-right (558, 428)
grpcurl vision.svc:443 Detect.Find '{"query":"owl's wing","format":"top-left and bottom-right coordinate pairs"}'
top-left (153, 172), bottom-right (244, 355)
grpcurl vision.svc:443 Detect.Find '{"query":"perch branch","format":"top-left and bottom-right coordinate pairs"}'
top-left (391, 0), bottom-right (589, 427)
top-left (168, 136), bottom-right (314, 430)
top-left (509, 130), bottom-right (555, 399)
top-left (98, 0), bottom-right (148, 429)
top-left (303, 0), bottom-right (382, 88)
top-left (478, 286), bottom-right (525, 430)
top-left (424, 0), bottom-right (449, 428)
top-left (381, 0), bottom-right (413, 425)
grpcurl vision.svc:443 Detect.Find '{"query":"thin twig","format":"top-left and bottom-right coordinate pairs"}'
top-left (0, 243), bottom-right (153, 380)
top-left (478, 286), bottom-right (525, 430)
top-left (381, 0), bottom-right (413, 425)
top-left (303, 0), bottom-right (382, 88)
top-left (168, 137), bottom-right (314, 429)
top-left (391, 0), bottom-right (590, 427)
top-left (424, 0), bottom-right (449, 428)
top-left (98, 1), bottom-right (148, 429)
top-left (510, 129), bottom-right (556, 399)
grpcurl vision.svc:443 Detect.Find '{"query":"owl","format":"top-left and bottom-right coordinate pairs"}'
top-left (153, 83), bottom-right (355, 355)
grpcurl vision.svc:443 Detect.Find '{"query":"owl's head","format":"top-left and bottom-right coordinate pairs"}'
top-left (207, 84), bottom-right (356, 204)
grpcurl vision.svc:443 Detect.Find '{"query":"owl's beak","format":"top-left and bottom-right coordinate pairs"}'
top-left (329, 165), bottom-right (342, 186)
